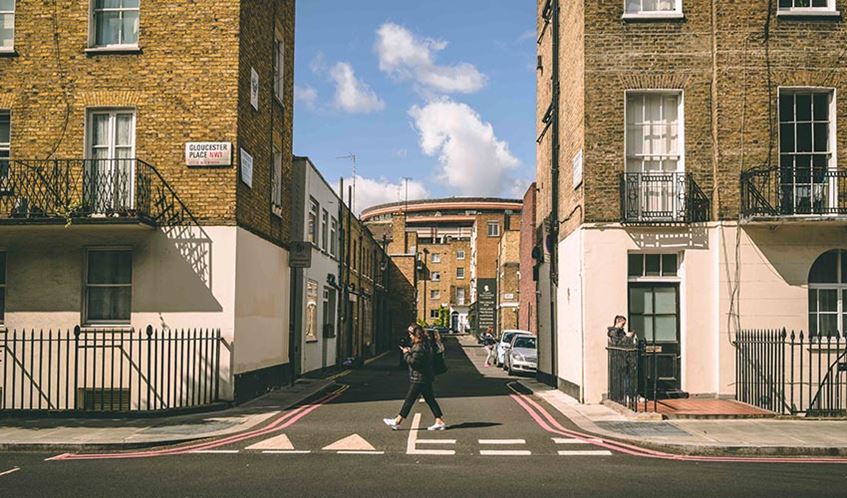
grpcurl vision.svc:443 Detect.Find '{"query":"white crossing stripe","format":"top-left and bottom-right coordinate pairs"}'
top-left (558, 450), bottom-right (614, 456)
top-left (407, 413), bottom-right (455, 455)
top-left (0, 467), bottom-right (21, 477)
top-left (553, 437), bottom-right (602, 445)
top-left (416, 439), bottom-right (457, 444)
top-left (246, 434), bottom-right (295, 451)
top-left (262, 450), bottom-right (312, 454)
top-left (323, 434), bottom-right (376, 452)
top-left (479, 439), bottom-right (526, 445)
top-left (337, 451), bottom-right (385, 455)
top-left (480, 450), bottom-right (532, 456)
top-left (190, 450), bottom-right (239, 454)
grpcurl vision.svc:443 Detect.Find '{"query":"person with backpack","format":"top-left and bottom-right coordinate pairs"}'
top-left (383, 323), bottom-right (447, 431)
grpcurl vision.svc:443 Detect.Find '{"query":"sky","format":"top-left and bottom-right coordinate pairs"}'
top-left (293, 1), bottom-right (536, 214)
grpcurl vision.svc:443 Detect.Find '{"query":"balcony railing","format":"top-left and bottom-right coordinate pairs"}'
top-left (619, 172), bottom-right (710, 224)
top-left (0, 159), bottom-right (198, 227)
top-left (741, 167), bottom-right (847, 219)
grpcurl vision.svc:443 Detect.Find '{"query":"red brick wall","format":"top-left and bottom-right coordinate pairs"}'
top-left (519, 183), bottom-right (538, 334)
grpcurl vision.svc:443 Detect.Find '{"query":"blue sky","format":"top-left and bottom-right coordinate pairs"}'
top-left (293, 1), bottom-right (536, 212)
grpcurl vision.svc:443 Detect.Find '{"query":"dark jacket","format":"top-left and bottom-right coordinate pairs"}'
top-left (607, 326), bottom-right (636, 346)
top-left (404, 342), bottom-right (434, 384)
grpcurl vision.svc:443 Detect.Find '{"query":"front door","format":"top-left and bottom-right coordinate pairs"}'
top-left (87, 110), bottom-right (135, 213)
top-left (628, 283), bottom-right (681, 396)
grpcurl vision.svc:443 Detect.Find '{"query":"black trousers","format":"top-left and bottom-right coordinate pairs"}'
top-left (399, 382), bottom-right (443, 419)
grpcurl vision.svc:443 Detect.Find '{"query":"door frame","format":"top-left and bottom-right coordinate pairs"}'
top-left (627, 281), bottom-right (682, 395)
top-left (84, 108), bottom-right (137, 211)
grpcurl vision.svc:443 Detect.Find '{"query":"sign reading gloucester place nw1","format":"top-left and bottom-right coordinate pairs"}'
top-left (185, 142), bottom-right (233, 167)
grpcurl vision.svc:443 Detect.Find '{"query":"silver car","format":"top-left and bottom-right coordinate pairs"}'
top-left (505, 335), bottom-right (537, 375)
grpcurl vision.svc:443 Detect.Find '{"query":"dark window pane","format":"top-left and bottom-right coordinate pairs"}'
top-left (0, 287), bottom-right (4, 322)
top-left (819, 289), bottom-right (838, 312)
top-left (813, 0), bottom-right (828, 6)
top-left (810, 250), bottom-right (838, 283)
top-left (628, 254), bottom-right (643, 277)
top-left (813, 123), bottom-right (828, 152)
top-left (88, 251), bottom-right (131, 284)
top-left (779, 93), bottom-right (794, 122)
top-left (809, 290), bottom-right (817, 312)
top-left (0, 113), bottom-right (9, 143)
top-left (842, 251), bottom-right (847, 284)
top-left (795, 156), bottom-right (811, 183)
top-left (820, 314), bottom-right (838, 338)
top-left (809, 313), bottom-right (817, 337)
top-left (645, 254), bottom-right (660, 276)
top-left (86, 287), bottom-right (131, 322)
top-left (780, 124), bottom-right (795, 153)
top-left (796, 94), bottom-right (812, 121)
top-left (796, 123), bottom-right (812, 152)
top-left (661, 254), bottom-right (678, 276)
top-left (813, 93), bottom-right (829, 121)
top-left (0, 252), bottom-right (5, 284)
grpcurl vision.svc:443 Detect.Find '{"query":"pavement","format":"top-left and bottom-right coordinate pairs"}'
top-left (0, 337), bottom-right (846, 496)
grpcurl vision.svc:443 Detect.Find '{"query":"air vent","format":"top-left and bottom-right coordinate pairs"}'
top-left (77, 388), bottom-right (131, 411)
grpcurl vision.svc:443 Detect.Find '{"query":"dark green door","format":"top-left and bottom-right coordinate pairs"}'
top-left (628, 283), bottom-right (681, 396)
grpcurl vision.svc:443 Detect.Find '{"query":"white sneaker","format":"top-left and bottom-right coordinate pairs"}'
top-left (383, 418), bottom-right (401, 430)
top-left (427, 422), bottom-right (447, 431)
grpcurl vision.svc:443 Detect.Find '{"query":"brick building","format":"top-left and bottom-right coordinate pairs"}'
top-left (536, 0), bottom-right (847, 404)
top-left (0, 0), bottom-right (296, 405)
top-left (519, 183), bottom-right (538, 334)
top-left (497, 229), bottom-right (521, 332)
top-left (362, 198), bottom-right (521, 334)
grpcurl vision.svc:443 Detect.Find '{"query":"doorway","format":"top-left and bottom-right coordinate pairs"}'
top-left (628, 283), bottom-right (681, 396)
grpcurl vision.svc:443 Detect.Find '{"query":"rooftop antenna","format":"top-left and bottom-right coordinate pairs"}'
top-left (337, 153), bottom-right (357, 213)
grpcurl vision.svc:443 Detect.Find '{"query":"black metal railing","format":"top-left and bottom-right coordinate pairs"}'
top-left (741, 167), bottom-right (847, 218)
top-left (606, 339), bottom-right (661, 412)
top-left (620, 172), bottom-right (710, 224)
top-left (0, 326), bottom-right (222, 413)
top-left (0, 159), bottom-right (200, 227)
top-left (736, 329), bottom-right (847, 417)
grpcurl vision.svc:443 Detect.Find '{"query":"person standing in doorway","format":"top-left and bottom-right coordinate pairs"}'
top-left (607, 315), bottom-right (636, 345)
top-left (384, 323), bottom-right (447, 431)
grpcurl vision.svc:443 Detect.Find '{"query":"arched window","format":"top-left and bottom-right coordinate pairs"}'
top-left (808, 249), bottom-right (847, 338)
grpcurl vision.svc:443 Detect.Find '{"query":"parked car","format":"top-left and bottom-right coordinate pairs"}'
top-left (504, 335), bottom-right (537, 376)
top-left (494, 330), bottom-right (532, 367)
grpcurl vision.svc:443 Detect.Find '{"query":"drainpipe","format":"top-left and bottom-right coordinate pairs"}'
top-left (548, 0), bottom-right (561, 387)
top-left (337, 178), bottom-right (345, 367)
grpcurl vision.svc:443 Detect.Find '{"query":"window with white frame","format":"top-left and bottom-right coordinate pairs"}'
top-left (624, 0), bottom-right (682, 16)
top-left (273, 37), bottom-right (285, 101)
top-left (85, 249), bottom-right (132, 324)
top-left (271, 146), bottom-right (283, 210)
top-left (305, 280), bottom-right (318, 342)
top-left (308, 198), bottom-right (319, 245)
top-left (456, 287), bottom-right (466, 305)
top-left (778, 0), bottom-right (837, 15)
top-left (321, 209), bottom-right (329, 251)
top-left (0, 111), bottom-right (9, 176)
top-left (91, 0), bottom-right (140, 48)
top-left (430, 309), bottom-right (440, 319)
top-left (87, 109), bottom-right (136, 212)
top-left (456, 249), bottom-right (466, 260)
top-left (779, 89), bottom-right (834, 214)
top-left (0, 251), bottom-right (5, 324)
top-left (431, 272), bottom-right (441, 282)
top-left (330, 217), bottom-right (338, 257)
top-left (431, 253), bottom-right (441, 263)
top-left (487, 221), bottom-right (500, 237)
top-left (808, 249), bottom-right (847, 339)
top-left (457, 267), bottom-right (465, 280)
top-left (628, 253), bottom-right (678, 278)
top-left (0, 0), bottom-right (15, 51)
top-left (431, 290), bottom-right (441, 300)
top-left (626, 92), bottom-right (682, 173)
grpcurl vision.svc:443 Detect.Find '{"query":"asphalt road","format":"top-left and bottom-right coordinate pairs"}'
top-left (1, 338), bottom-right (846, 497)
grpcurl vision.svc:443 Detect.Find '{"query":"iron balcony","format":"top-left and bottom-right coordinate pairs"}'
top-left (619, 172), bottom-right (711, 224)
top-left (741, 166), bottom-right (847, 221)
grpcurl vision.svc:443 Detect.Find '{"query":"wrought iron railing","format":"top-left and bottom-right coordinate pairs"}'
top-left (741, 167), bottom-right (847, 218)
top-left (620, 172), bottom-right (710, 224)
top-left (0, 159), bottom-right (200, 227)
top-left (0, 326), bottom-right (222, 413)
top-left (606, 339), bottom-right (663, 412)
top-left (736, 329), bottom-right (847, 417)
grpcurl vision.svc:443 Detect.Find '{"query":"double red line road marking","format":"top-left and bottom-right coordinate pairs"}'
top-left (507, 382), bottom-right (847, 465)
top-left (47, 384), bottom-right (350, 462)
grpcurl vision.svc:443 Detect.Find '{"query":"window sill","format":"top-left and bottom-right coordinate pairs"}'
top-left (85, 46), bottom-right (142, 56)
top-left (622, 12), bottom-right (685, 21)
top-left (305, 337), bottom-right (319, 344)
top-left (777, 10), bottom-right (841, 18)
top-left (0, 49), bottom-right (18, 58)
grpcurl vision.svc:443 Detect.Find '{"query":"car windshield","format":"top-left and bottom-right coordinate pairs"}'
top-left (513, 337), bottom-right (536, 349)
top-left (501, 332), bottom-right (517, 343)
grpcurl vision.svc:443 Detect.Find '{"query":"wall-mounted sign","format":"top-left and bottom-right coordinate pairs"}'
top-left (503, 293), bottom-right (515, 301)
top-left (573, 149), bottom-right (583, 190)
top-left (250, 67), bottom-right (259, 110)
top-left (477, 278), bottom-right (497, 333)
top-left (185, 142), bottom-right (232, 167)
top-left (289, 241), bottom-right (313, 268)
top-left (240, 148), bottom-right (253, 188)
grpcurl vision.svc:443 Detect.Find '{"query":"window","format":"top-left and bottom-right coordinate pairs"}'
top-left (456, 250), bottom-right (466, 260)
top-left (487, 222), bottom-right (500, 237)
top-left (323, 287), bottom-right (336, 338)
top-left (430, 309), bottom-right (440, 319)
top-left (431, 290), bottom-right (441, 300)
top-left (626, 92), bottom-right (682, 173)
top-left (778, 0), bottom-right (838, 15)
top-left (456, 287), bottom-right (466, 305)
top-left (778, 89), bottom-right (834, 214)
top-left (85, 250), bottom-right (132, 324)
top-left (431, 272), bottom-right (441, 282)
top-left (330, 217), bottom-right (338, 257)
top-left (431, 253), bottom-right (441, 263)
top-left (308, 198), bottom-right (319, 244)
top-left (0, 111), bottom-right (9, 176)
top-left (273, 37), bottom-right (285, 101)
top-left (91, 0), bottom-right (140, 48)
top-left (808, 249), bottom-right (847, 338)
top-left (624, 0), bottom-right (683, 17)
top-left (87, 109), bottom-right (136, 212)
top-left (0, 251), bottom-right (5, 323)
top-left (457, 267), bottom-right (465, 279)
top-left (305, 280), bottom-right (318, 342)
top-left (271, 146), bottom-right (283, 211)
top-left (0, 0), bottom-right (15, 51)
top-left (320, 209), bottom-right (328, 251)
top-left (628, 253), bottom-right (678, 278)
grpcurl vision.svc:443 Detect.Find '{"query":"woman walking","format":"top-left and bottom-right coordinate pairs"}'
top-left (384, 323), bottom-right (447, 431)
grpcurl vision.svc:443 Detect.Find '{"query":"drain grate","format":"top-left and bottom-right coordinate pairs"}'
top-left (595, 421), bottom-right (691, 437)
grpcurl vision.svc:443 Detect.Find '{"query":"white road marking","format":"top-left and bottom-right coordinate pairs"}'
top-left (246, 434), bottom-right (295, 451)
top-left (337, 451), bottom-right (385, 455)
top-left (479, 439), bottom-right (526, 445)
top-left (416, 439), bottom-right (457, 444)
top-left (406, 413), bottom-right (455, 456)
top-left (553, 437), bottom-right (602, 445)
top-left (262, 450), bottom-right (312, 454)
top-left (558, 450), bottom-right (614, 456)
top-left (479, 450), bottom-right (532, 456)
top-left (189, 450), bottom-right (239, 454)
top-left (0, 467), bottom-right (20, 477)
top-left (322, 434), bottom-right (376, 451)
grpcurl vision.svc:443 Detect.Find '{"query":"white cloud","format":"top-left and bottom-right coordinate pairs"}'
top-left (375, 23), bottom-right (486, 94)
top-left (329, 62), bottom-right (385, 114)
top-left (335, 175), bottom-right (429, 215)
top-left (294, 84), bottom-right (318, 109)
top-left (393, 148), bottom-right (408, 159)
top-left (409, 98), bottom-right (519, 197)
